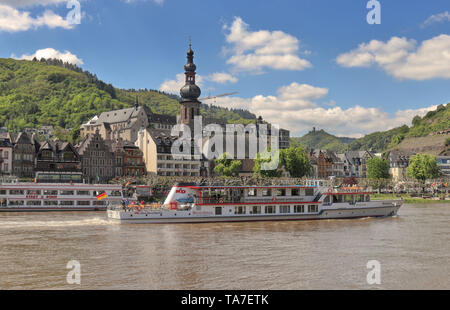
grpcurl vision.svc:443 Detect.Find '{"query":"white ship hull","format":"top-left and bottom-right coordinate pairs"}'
top-left (107, 201), bottom-right (402, 224)
top-left (0, 182), bottom-right (132, 212)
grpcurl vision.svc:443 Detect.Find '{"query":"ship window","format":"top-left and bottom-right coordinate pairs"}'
top-left (60, 201), bottom-right (74, 206)
top-left (276, 189), bottom-right (286, 196)
top-left (44, 201), bottom-right (58, 206)
top-left (305, 188), bottom-right (314, 196)
top-left (294, 205), bottom-right (304, 213)
top-left (323, 196), bottom-right (330, 204)
top-left (265, 206), bottom-right (276, 214)
top-left (280, 205), bottom-right (290, 213)
top-left (291, 189), bottom-right (299, 196)
top-left (248, 189), bottom-right (256, 196)
top-left (250, 206), bottom-right (261, 214)
top-left (9, 200), bottom-right (24, 206)
top-left (344, 195), bottom-right (354, 203)
top-left (60, 190), bottom-right (74, 196)
top-left (10, 190), bottom-right (24, 195)
top-left (262, 189), bottom-right (272, 197)
top-left (26, 201), bottom-right (41, 206)
top-left (77, 191), bottom-right (90, 196)
top-left (44, 190), bottom-right (58, 196)
top-left (215, 207), bottom-right (222, 215)
top-left (77, 201), bottom-right (90, 206)
top-left (0, 190), bottom-right (6, 195)
top-left (110, 191), bottom-right (122, 197)
top-left (235, 206), bottom-right (246, 214)
top-left (93, 201), bottom-right (105, 206)
top-left (366, 195), bottom-right (371, 202)
top-left (27, 190), bottom-right (41, 195)
top-left (308, 205), bottom-right (318, 213)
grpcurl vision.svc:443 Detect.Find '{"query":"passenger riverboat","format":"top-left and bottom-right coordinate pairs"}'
top-left (107, 181), bottom-right (403, 224)
top-left (0, 180), bottom-right (133, 212)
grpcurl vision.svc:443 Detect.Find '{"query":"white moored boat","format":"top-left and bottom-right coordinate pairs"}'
top-left (0, 180), bottom-right (132, 212)
top-left (107, 181), bottom-right (403, 224)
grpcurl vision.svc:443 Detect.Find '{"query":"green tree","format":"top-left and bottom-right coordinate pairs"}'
top-left (406, 153), bottom-right (441, 181)
top-left (280, 146), bottom-right (311, 178)
top-left (253, 148), bottom-right (282, 178)
top-left (213, 153), bottom-right (242, 177)
top-left (366, 157), bottom-right (390, 179)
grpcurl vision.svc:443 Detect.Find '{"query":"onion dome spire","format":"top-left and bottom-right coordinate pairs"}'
top-left (180, 41), bottom-right (201, 102)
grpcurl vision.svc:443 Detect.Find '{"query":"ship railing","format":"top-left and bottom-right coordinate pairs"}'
top-left (326, 186), bottom-right (373, 194)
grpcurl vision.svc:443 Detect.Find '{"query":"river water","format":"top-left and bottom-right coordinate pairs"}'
top-left (0, 203), bottom-right (449, 290)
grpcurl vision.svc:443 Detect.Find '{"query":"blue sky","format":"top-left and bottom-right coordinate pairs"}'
top-left (0, 0), bottom-right (449, 137)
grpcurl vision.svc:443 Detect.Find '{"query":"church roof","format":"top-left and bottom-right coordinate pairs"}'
top-left (97, 106), bottom-right (145, 124)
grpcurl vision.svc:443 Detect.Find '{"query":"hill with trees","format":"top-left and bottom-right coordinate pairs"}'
top-left (290, 129), bottom-right (355, 152)
top-left (0, 58), bottom-right (256, 135)
top-left (291, 103), bottom-right (450, 154)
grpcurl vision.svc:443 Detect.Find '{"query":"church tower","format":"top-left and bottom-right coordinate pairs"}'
top-left (179, 43), bottom-right (201, 129)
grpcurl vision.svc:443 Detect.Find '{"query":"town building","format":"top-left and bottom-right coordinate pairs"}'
top-left (387, 150), bottom-right (415, 182)
top-left (148, 111), bottom-right (177, 130)
top-left (436, 156), bottom-right (450, 178)
top-left (76, 130), bottom-right (116, 183)
top-left (308, 149), bottom-right (342, 178)
top-left (80, 99), bottom-right (148, 143)
top-left (136, 128), bottom-right (204, 176)
top-left (0, 134), bottom-right (13, 175)
top-left (122, 143), bottom-right (146, 177)
top-left (339, 151), bottom-right (374, 178)
top-left (11, 132), bottom-right (35, 178)
top-left (35, 140), bottom-right (82, 183)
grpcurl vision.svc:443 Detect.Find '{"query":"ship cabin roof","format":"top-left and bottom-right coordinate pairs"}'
top-left (181, 185), bottom-right (317, 190)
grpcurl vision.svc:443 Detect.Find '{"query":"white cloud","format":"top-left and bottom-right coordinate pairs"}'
top-left (0, 0), bottom-right (67, 7)
top-left (223, 17), bottom-right (312, 72)
top-left (422, 11), bottom-right (450, 28)
top-left (13, 48), bottom-right (83, 65)
top-left (336, 34), bottom-right (450, 80)
top-left (122, 0), bottom-right (164, 5)
top-left (212, 82), bottom-right (438, 137)
top-left (208, 72), bottom-right (238, 84)
top-left (159, 72), bottom-right (237, 94)
top-left (0, 4), bottom-right (73, 32)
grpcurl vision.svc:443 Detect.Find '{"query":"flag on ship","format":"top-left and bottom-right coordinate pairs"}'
top-left (96, 192), bottom-right (108, 200)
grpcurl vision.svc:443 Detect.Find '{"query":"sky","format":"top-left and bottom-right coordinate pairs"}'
top-left (0, 0), bottom-right (449, 138)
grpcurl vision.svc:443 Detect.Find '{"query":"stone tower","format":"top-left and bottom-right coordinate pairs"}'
top-left (179, 43), bottom-right (201, 130)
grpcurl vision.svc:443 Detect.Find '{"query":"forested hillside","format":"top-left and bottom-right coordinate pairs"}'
top-left (0, 58), bottom-right (255, 134)
top-left (290, 129), bottom-right (354, 152)
top-left (291, 103), bottom-right (450, 153)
